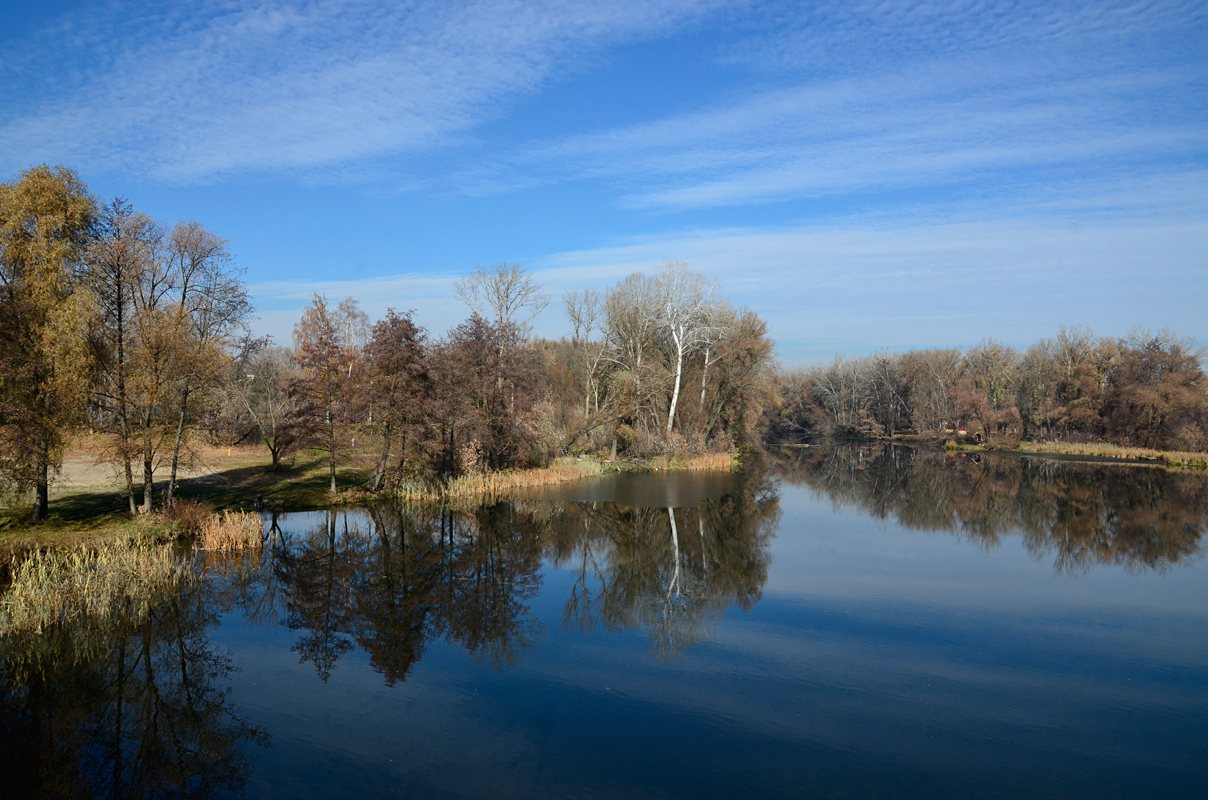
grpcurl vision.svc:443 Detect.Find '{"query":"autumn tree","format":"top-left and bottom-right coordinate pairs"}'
top-left (120, 214), bottom-right (188, 512)
top-left (697, 309), bottom-right (777, 445)
top-left (0, 166), bottom-right (97, 521)
top-left (363, 309), bottom-right (429, 491)
top-left (293, 295), bottom-right (368, 494)
top-left (1104, 329), bottom-right (1207, 450)
top-left (437, 315), bottom-right (541, 472)
top-left (601, 271), bottom-right (665, 452)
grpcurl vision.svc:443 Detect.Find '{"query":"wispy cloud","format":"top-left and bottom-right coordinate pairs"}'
top-left (0, 0), bottom-right (724, 182)
top-left (457, 0), bottom-right (1207, 210)
top-left (529, 206), bottom-right (1208, 363)
top-left (249, 168), bottom-right (1208, 364)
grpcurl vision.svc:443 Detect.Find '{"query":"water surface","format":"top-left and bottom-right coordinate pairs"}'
top-left (3, 445), bottom-right (1207, 798)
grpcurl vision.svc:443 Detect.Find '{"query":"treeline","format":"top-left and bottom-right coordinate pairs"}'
top-left (0, 165), bottom-right (776, 521)
top-left (771, 327), bottom-right (1208, 451)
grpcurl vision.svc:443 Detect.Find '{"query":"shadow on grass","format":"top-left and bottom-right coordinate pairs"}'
top-left (2, 456), bottom-right (371, 544)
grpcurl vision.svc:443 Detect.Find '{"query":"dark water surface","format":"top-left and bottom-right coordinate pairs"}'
top-left (4, 445), bottom-right (1208, 798)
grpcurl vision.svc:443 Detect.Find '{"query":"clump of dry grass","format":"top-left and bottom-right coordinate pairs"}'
top-left (652, 454), bottom-right (734, 473)
top-left (2, 540), bottom-right (190, 632)
top-left (393, 453), bottom-right (737, 505)
top-left (164, 498), bottom-right (214, 535)
top-left (1018, 441), bottom-right (1208, 468)
top-left (446, 458), bottom-right (607, 497)
top-left (200, 510), bottom-right (264, 551)
top-left (395, 458), bottom-right (609, 504)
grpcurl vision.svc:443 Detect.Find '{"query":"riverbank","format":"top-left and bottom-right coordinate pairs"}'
top-left (943, 439), bottom-right (1207, 468)
top-left (1, 444), bottom-right (737, 554)
top-left (1011, 440), bottom-right (1207, 468)
top-left (781, 436), bottom-right (1208, 470)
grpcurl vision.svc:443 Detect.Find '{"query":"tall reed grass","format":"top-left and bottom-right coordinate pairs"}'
top-left (201, 510), bottom-right (264, 551)
top-left (395, 458), bottom-right (608, 503)
top-left (2, 540), bottom-right (190, 633)
top-left (649, 452), bottom-right (736, 471)
top-left (393, 453), bottom-right (735, 504)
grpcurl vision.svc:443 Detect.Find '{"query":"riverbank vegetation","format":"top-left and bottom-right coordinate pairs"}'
top-left (1, 165), bottom-right (773, 530)
top-left (771, 326), bottom-right (1208, 466)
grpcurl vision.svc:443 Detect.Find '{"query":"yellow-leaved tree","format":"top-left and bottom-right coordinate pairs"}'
top-left (0, 166), bottom-right (97, 521)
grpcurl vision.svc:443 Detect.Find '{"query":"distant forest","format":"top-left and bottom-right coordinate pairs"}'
top-left (771, 327), bottom-right (1208, 452)
top-left (0, 166), bottom-right (776, 520)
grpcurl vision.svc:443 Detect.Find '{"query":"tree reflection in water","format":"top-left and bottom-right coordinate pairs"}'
top-left (0, 578), bottom-right (267, 799)
top-left (209, 476), bottom-right (780, 684)
top-left (777, 443), bottom-right (1208, 573)
top-left (543, 475), bottom-right (780, 658)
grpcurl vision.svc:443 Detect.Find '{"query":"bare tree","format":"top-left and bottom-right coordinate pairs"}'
top-left (229, 343), bottom-right (299, 470)
top-left (455, 262), bottom-right (549, 332)
top-left (653, 262), bottom-right (719, 436)
top-left (603, 272), bottom-right (664, 448)
top-left (164, 221), bottom-right (252, 505)
top-left (564, 288), bottom-right (606, 416)
top-left (91, 198), bottom-right (160, 515)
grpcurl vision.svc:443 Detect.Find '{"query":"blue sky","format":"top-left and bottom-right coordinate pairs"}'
top-left (2, 0), bottom-right (1204, 364)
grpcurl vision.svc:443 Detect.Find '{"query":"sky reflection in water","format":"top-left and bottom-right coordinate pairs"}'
top-left (3, 445), bottom-right (1206, 798)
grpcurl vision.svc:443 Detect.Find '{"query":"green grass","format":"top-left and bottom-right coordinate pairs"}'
top-left (1, 451), bottom-right (368, 556)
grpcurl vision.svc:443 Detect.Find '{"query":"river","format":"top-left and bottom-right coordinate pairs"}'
top-left (3, 444), bottom-right (1206, 798)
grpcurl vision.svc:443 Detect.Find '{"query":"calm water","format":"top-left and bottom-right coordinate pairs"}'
top-left (3, 445), bottom-right (1207, 799)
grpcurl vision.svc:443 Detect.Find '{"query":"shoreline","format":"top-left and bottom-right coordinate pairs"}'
top-left (1, 450), bottom-right (738, 555)
top-left (779, 437), bottom-right (1208, 470)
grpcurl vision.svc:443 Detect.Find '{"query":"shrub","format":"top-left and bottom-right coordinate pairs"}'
top-left (165, 498), bottom-right (213, 536)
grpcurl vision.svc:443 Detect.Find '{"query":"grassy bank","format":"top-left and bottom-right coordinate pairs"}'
top-left (1013, 441), bottom-right (1208, 469)
top-left (2, 445), bottom-right (737, 553)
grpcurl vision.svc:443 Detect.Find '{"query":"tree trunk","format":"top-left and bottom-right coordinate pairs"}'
top-left (32, 442), bottom-right (49, 522)
top-left (369, 423), bottom-right (392, 493)
top-left (666, 339), bottom-right (685, 435)
top-left (121, 423), bottom-right (137, 516)
top-left (167, 388), bottom-right (190, 507)
top-left (143, 457), bottom-right (154, 513)
top-left (328, 417), bottom-right (337, 495)
top-left (141, 410), bottom-right (154, 512)
top-left (116, 333), bottom-right (137, 516)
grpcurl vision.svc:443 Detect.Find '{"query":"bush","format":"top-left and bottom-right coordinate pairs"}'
top-left (165, 498), bottom-right (213, 536)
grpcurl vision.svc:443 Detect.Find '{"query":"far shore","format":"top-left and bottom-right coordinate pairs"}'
top-left (780, 436), bottom-right (1208, 470)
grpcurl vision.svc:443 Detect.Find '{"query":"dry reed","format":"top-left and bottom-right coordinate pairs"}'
top-left (393, 453), bottom-right (735, 504)
top-left (396, 458), bottom-right (607, 503)
top-left (1017, 441), bottom-right (1208, 468)
top-left (201, 510), bottom-right (264, 551)
top-left (661, 452), bottom-right (736, 471)
top-left (2, 540), bottom-right (190, 633)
